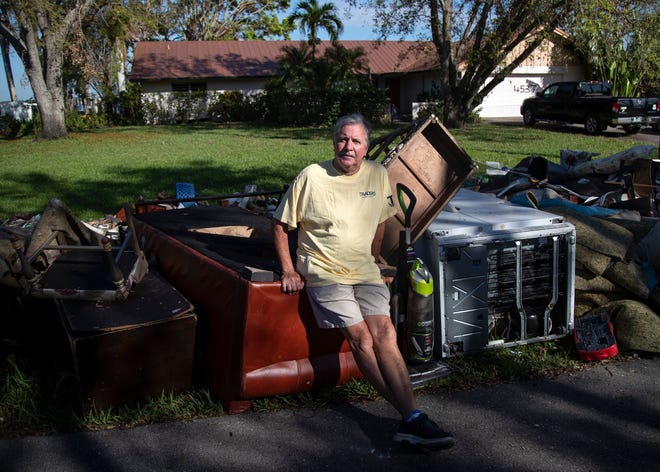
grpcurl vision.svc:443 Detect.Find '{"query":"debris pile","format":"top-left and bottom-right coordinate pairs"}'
top-left (480, 144), bottom-right (660, 354)
top-left (133, 184), bottom-right (280, 217)
top-left (1, 199), bottom-right (148, 302)
top-left (482, 145), bottom-right (658, 214)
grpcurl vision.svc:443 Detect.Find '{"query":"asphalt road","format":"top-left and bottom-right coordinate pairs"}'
top-left (1, 355), bottom-right (658, 472)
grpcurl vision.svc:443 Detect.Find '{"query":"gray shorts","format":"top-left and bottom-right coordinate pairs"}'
top-left (305, 283), bottom-right (391, 329)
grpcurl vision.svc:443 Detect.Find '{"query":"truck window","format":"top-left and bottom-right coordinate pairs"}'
top-left (556, 84), bottom-right (574, 98)
top-left (543, 85), bottom-right (559, 98)
top-left (578, 82), bottom-right (612, 95)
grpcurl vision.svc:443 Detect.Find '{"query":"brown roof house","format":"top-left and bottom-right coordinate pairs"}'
top-left (129, 36), bottom-right (583, 123)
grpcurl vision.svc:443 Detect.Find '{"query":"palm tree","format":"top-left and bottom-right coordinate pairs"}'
top-left (323, 44), bottom-right (369, 84)
top-left (276, 42), bottom-right (316, 87)
top-left (287, 0), bottom-right (344, 57)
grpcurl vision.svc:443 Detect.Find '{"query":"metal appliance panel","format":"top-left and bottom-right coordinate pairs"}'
top-left (415, 189), bottom-right (576, 357)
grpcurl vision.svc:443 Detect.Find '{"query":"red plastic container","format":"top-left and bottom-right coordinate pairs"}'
top-left (573, 312), bottom-right (619, 361)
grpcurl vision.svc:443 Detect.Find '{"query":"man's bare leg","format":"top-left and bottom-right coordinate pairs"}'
top-left (342, 316), bottom-right (455, 448)
top-left (341, 316), bottom-right (416, 417)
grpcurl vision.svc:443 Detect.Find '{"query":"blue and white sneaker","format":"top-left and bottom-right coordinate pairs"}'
top-left (393, 412), bottom-right (455, 448)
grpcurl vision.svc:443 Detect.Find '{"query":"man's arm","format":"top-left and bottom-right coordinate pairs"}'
top-left (372, 220), bottom-right (388, 262)
top-left (272, 220), bottom-right (304, 294)
top-left (372, 219), bottom-right (395, 284)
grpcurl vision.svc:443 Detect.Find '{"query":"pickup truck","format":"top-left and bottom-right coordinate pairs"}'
top-left (646, 97), bottom-right (659, 130)
top-left (520, 81), bottom-right (647, 135)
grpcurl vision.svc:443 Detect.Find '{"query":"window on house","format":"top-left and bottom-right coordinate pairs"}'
top-left (172, 82), bottom-right (207, 92)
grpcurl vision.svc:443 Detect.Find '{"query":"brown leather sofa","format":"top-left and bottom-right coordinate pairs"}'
top-left (133, 206), bottom-right (361, 414)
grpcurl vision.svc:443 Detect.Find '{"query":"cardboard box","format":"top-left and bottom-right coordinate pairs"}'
top-left (371, 116), bottom-right (477, 264)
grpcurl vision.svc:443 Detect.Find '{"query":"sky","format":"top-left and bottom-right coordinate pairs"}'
top-left (0, 1), bottom-right (421, 102)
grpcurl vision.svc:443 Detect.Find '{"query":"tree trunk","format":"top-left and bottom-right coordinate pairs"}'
top-left (37, 94), bottom-right (68, 139)
top-left (23, 47), bottom-right (68, 139)
top-left (444, 92), bottom-right (471, 128)
top-left (0, 0), bottom-right (97, 139)
top-left (444, 108), bottom-right (469, 128)
top-left (114, 40), bottom-right (126, 94)
top-left (1, 37), bottom-right (17, 101)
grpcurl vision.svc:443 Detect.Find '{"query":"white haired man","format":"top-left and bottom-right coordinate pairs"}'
top-left (272, 113), bottom-right (454, 448)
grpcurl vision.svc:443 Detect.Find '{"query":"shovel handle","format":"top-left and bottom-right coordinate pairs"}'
top-left (396, 183), bottom-right (416, 229)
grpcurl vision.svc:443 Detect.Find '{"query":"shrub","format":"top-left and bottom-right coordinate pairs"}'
top-left (106, 83), bottom-right (145, 126)
top-left (467, 109), bottom-right (482, 124)
top-left (261, 79), bottom-right (389, 126)
top-left (0, 115), bottom-right (37, 139)
top-left (141, 91), bottom-right (220, 125)
top-left (209, 91), bottom-right (237, 121)
top-left (416, 101), bottom-right (444, 121)
top-left (64, 111), bottom-right (109, 131)
top-left (208, 91), bottom-right (264, 122)
top-left (0, 115), bottom-right (23, 138)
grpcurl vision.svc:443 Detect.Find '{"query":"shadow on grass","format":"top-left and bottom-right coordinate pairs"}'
top-left (0, 158), bottom-right (296, 220)
top-left (1, 123), bottom-right (408, 220)
top-left (75, 123), bottom-right (334, 141)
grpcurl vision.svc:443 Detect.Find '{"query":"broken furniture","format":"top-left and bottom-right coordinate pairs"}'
top-left (605, 158), bottom-right (659, 216)
top-left (56, 270), bottom-right (197, 410)
top-left (1, 199), bottom-right (198, 411)
top-left (368, 115), bottom-right (478, 264)
top-left (1, 198), bottom-right (148, 301)
top-left (484, 145), bottom-right (659, 217)
top-left (133, 205), bottom-right (359, 414)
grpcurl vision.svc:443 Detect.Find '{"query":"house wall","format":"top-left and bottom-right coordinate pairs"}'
top-left (139, 78), bottom-right (268, 124)
top-left (0, 101), bottom-right (37, 121)
top-left (402, 36), bottom-right (585, 119)
top-left (139, 77), bottom-right (267, 94)
top-left (140, 91), bottom-right (221, 124)
top-left (478, 65), bottom-right (584, 118)
top-left (478, 35), bottom-right (584, 118)
top-left (376, 72), bottom-right (442, 116)
top-left (401, 73), bottom-right (441, 114)
top-left (403, 65), bottom-right (583, 120)
top-left (134, 35), bottom-right (584, 121)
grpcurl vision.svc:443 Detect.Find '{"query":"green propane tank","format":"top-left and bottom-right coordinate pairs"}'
top-left (405, 258), bottom-right (434, 364)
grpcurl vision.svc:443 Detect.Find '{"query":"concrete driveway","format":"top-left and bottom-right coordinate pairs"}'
top-left (487, 117), bottom-right (660, 147)
top-left (629, 126), bottom-right (660, 146)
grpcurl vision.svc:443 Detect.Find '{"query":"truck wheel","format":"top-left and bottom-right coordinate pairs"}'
top-left (623, 124), bottom-right (641, 135)
top-left (522, 107), bottom-right (536, 126)
top-left (584, 115), bottom-right (602, 135)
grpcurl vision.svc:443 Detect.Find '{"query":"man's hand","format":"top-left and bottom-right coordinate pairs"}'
top-left (280, 270), bottom-right (305, 294)
top-left (273, 220), bottom-right (304, 294)
top-left (377, 263), bottom-right (396, 285)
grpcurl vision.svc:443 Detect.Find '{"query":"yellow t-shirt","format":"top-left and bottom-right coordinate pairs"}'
top-left (275, 159), bottom-right (397, 287)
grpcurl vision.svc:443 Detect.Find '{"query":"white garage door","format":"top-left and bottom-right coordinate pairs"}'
top-left (478, 75), bottom-right (563, 118)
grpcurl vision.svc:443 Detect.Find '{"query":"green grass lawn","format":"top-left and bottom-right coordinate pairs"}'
top-left (0, 121), bottom-right (652, 222)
